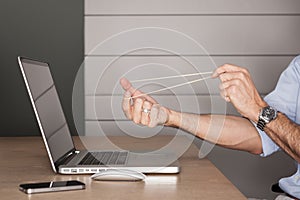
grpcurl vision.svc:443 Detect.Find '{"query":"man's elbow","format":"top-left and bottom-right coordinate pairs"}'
top-left (249, 147), bottom-right (263, 155)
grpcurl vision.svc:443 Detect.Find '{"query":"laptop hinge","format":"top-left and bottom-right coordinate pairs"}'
top-left (54, 148), bottom-right (78, 169)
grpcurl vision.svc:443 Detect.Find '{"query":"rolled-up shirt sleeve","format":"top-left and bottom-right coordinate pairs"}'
top-left (255, 55), bottom-right (300, 157)
top-left (255, 125), bottom-right (280, 157)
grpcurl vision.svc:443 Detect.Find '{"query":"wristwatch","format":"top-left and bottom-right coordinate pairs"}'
top-left (257, 106), bottom-right (277, 131)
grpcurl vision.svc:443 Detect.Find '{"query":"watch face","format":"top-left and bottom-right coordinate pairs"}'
top-left (262, 106), bottom-right (277, 122)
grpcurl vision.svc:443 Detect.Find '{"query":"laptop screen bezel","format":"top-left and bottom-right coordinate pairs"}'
top-left (18, 56), bottom-right (77, 172)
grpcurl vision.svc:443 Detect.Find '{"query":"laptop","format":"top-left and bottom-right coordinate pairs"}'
top-left (18, 56), bottom-right (180, 174)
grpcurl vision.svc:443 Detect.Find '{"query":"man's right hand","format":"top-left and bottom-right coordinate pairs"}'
top-left (212, 64), bottom-right (267, 122)
top-left (120, 77), bottom-right (170, 127)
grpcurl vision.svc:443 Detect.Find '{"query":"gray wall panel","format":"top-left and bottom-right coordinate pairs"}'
top-left (85, 0), bottom-right (300, 15)
top-left (85, 16), bottom-right (300, 55)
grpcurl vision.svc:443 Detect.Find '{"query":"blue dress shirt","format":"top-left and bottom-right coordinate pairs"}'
top-left (255, 55), bottom-right (300, 198)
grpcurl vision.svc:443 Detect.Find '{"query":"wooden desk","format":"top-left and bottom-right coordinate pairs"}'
top-left (0, 136), bottom-right (246, 200)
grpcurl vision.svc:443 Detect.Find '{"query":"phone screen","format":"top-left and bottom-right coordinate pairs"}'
top-left (19, 180), bottom-right (85, 194)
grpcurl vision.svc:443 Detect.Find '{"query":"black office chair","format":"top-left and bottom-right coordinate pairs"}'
top-left (271, 183), bottom-right (297, 199)
top-left (272, 183), bottom-right (285, 193)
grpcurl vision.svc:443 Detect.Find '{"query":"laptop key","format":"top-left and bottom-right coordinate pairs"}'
top-left (108, 152), bottom-right (120, 165)
top-left (116, 152), bottom-right (128, 165)
top-left (100, 152), bottom-right (113, 165)
top-left (78, 151), bottom-right (127, 166)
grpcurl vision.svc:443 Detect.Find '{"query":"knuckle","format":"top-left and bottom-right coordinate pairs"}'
top-left (242, 68), bottom-right (249, 74)
top-left (122, 103), bottom-right (129, 110)
top-left (132, 114), bottom-right (140, 123)
top-left (236, 72), bottom-right (242, 78)
top-left (143, 101), bottom-right (151, 108)
top-left (232, 79), bottom-right (240, 85)
top-left (126, 114), bottom-right (133, 120)
top-left (148, 123), bottom-right (154, 128)
top-left (219, 83), bottom-right (224, 90)
top-left (228, 85), bottom-right (237, 93)
top-left (220, 90), bottom-right (226, 97)
top-left (232, 86), bottom-right (237, 93)
top-left (153, 103), bottom-right (160, 109)
top-left (219, 73), bottom-right (225, 81)
top-left (239, 71), bottom-right (247, 79)
top-left (140, 120), bottom-right (146, 126)
top-left (124, 91), bottom-right (131, 98)
top-left (223, 63), bottom-right (231, 68)
top-left (135, 98), bottom-right (143, 104)
top-left (133, 118), bottom-right (140, 124)
top-left (148, 121), bottom-right (157, 128)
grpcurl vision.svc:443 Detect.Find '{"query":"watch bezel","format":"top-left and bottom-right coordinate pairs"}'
top-left (257, 106), bottom-right (277, 131)
top-left (260, 106), bottom-right (277, 123)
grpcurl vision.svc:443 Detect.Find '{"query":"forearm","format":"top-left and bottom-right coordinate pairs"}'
top-left (263, 112), bottom-right (300, 163)
top-left (166, 110), bottom-right (262, 154)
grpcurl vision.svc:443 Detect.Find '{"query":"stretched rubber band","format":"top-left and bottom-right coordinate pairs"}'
top-left (131, 71), bottom-right (213, 83)
top-left (128, 75), bottom-right (212, 99)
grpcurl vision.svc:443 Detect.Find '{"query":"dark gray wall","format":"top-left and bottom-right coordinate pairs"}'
top-left (0, 0), bottom-right (84, 136)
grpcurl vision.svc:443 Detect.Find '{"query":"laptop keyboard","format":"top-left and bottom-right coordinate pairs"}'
top-left (78, 151), bottom-right (128, 166)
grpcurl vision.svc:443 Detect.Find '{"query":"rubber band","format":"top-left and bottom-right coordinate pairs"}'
top-left (131, 71), bottom-right (213, 83)
top-left (127, 75), bottom-right (212, 99)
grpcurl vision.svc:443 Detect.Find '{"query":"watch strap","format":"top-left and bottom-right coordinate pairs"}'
top-left (257, 119), bottom-right (266, 131)
top-left (256, 106), bottom-right (277, 131)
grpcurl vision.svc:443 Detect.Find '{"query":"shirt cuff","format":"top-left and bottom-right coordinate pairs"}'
top-left (251, 121), bottom-right (280, 157)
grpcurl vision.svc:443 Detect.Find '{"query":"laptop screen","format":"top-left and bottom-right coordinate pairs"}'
top-left (19, 57), bottom-right (75, 164)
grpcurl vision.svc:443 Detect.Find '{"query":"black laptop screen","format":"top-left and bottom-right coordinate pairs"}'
top-left (20, 58), bottom-right (75, 163)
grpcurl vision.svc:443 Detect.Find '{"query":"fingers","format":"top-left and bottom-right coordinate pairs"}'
top-left (212, 63), bottom-right (249, 78)
top-left (149, 104), bottom-right (160, 128)
top-left (127, 99), bottom-right (167, 128)
top-left (219, 87), bottom-right (231, 102)
top-left (133, 98), bottom-right (143, 124)
top-left (219, 79), bottom-right (241, 102)
top-left (130, 98), bottom-right (153, 126)
top-left (219, 72), bottom-right (241, 82)
top-left (122, 90), bottom-right (133, 120)
top-left (141, 101), bottom-right (151, 125)
top-left (212, 64), bottom-right (250, 102)
top-left (122, 94), bottom-right (153, 126)
top-left (120, 77), bottom-right (165, 127)
top-left (148, 104), bottom-right (168, 128)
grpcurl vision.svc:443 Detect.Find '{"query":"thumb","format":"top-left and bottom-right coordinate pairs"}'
top-left (120, 77), bottom-right (132, 91)
top-left (120, 77), bottom-right (138, 94)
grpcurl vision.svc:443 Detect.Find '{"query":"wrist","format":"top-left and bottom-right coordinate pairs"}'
top-left (250, 101), bottom-right (268, 123)
top-left (164, 109), bottom-right (180, 127)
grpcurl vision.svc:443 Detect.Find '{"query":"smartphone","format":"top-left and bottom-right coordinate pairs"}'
top-left (19, 180), bottom-right (85, 194)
